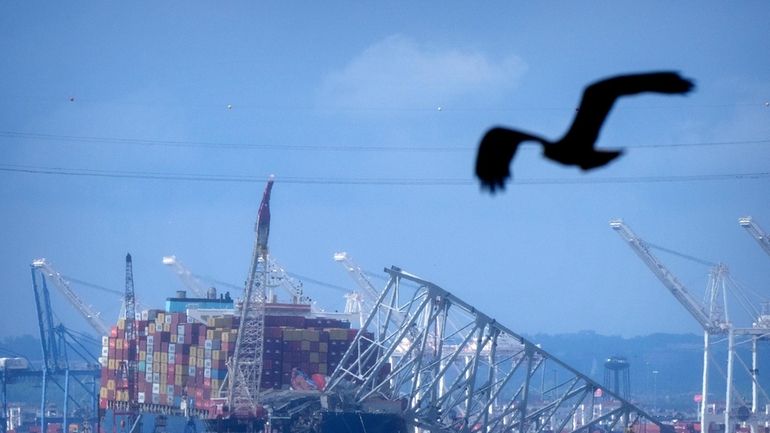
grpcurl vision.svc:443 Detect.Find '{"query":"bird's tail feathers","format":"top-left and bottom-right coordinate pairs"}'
top-left (578, 150), bottom-right (623, 170)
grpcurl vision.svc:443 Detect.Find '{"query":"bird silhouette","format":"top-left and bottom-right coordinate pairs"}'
top-left (475, 72), bottom-right (695, 192)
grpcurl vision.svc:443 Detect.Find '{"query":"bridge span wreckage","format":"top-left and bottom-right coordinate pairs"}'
top-left (268, 266), bottom-right (669, 433)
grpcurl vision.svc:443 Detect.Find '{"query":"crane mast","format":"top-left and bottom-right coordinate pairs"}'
top-left (228, 176), bottom-right (274, 418)
top-left (31, 259), bottom-right (110, 336)
top-left (123, 254), bottom-right (138, 408)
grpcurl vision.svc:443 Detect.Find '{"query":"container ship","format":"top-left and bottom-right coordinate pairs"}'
top-left (99, 290), bottom-right (372, 426)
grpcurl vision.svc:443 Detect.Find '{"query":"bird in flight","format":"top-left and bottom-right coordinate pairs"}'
top-left (475, 71), bottom-right (695, 192)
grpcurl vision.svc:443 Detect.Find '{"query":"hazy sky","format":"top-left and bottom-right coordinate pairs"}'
top-left (1, 2), bottom-right (769, 340)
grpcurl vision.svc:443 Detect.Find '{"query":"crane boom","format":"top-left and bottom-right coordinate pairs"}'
top-left (333, 252), bottom-right (381, 305)
top-left (738, 216), bottom-right (770, 258)
top-left (32, 259), bottom-right (110, 336)
top-left (162, 255), bottom-right (208, 298)
top-left (609, 219), bottom-right (725, 333)
top-left (228, 175), bottom-right (273, 417)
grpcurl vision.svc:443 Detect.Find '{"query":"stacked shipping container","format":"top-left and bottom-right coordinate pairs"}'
top-left (100, 308), bottom-right (369, 418)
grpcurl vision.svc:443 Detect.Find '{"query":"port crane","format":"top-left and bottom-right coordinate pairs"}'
top-left (739, 216), bottom-right (770, 259)
top-left (333, 252), bottom-right (381, 327)
top-left (162, 255), bottom-right (209, 298)
top-left (32, 259), bottom-right (111, 336)
top-left (27, 262), bottom-right (102, 433)
top-left (609, 219), bottom-right (729, 430)
top-left (610, 219), bottom-right (770, 433)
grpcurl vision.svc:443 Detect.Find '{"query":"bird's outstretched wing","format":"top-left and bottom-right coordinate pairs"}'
top-left (561, 72), bottom-right (694, 150)
top-left (475, 127), bottom-right (542, 192)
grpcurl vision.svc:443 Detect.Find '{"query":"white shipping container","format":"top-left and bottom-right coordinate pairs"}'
top-left (152, 383), bottom-right (160, 394)
top-left (138, 392), bottom-right (146, 403)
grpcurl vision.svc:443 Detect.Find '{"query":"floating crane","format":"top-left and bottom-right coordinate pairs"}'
top-left (226, 176), bottom-right (274, 427)
top-left (31, 259), bottom-right (110, 336)
top-left (609, 219), bottom-right (731, 431)
top-left (117, 254), bottom-right (140, 430)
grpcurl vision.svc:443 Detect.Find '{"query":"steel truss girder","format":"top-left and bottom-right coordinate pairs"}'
top-left (327, 266), bottom-right (669, 433)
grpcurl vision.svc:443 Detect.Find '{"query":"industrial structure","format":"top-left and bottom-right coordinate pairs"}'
top-left (610, 219), bottom-right (770, 433)
top-left (11, 176), bottom-right (769, 433)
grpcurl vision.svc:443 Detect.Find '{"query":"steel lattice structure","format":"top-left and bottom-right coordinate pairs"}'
top-left (327, 266), bottom-right (668, 433)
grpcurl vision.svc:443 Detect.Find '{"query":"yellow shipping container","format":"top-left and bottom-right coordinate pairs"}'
top-left (283, 329), bottom-right (303, 341)
top-left (139, 350), bottom-right (146, 360)
top-left (158, 313), bottom-right (165, 323)
top-left (161, 363), bottom-right (167, 374)
top-left (206, 330), bottom-right (214, 340)
top-left (161, 353), bottom-right (167, 363)
top-left (107, 379), bottom-right (116, 391)
top-left (304, 329), bottom-right (320, 342)
top-left (117, 318), bottom-right (125, 330)
top-left (329, 329), bottom-right (347, 340)
top-left (163, 323), bottom-right (170, 332)
top-left (197, 357), bottom-right (204, 368)
top-left (100, 387), bottom-right (108, 398)
top-left (108, 359), bottom-right (115, 370)
top-left (309, 352), bottom-right (319, 363)
top-left (148, 323), bottom-right (156, 334)
top-left (116, 339), bottom-right (123, 350)
top-left (175, 375), bottom-right (183, 386)
top-left (221, 332), bottom-right (230, 343)
top-left (212, 350), bottom-right (221, 361)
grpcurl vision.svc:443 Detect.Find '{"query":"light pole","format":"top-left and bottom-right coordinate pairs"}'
top-left (652, 370), bottom-right (659, 414)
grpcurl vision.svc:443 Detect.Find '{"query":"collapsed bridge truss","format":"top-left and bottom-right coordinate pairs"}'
top-left (326, 266), bottom-right (668, 433)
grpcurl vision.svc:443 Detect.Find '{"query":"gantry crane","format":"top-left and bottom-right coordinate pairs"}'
top-left (29, 263), bottom-right (101, 433)
top-left (227, 176), bottom-right (274, 427)
top-left (737, 216), bottom-right (770, 429)
top-left (609, 219), bottom-right (731, 431)
top-left (31, 259), bottom-right (110, 336)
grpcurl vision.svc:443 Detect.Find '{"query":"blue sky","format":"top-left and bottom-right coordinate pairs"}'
top-left (1, 1), bottom-right (769, 340)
